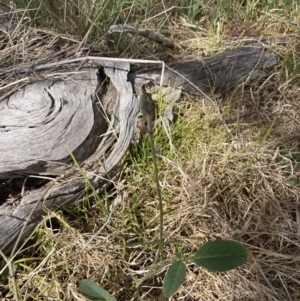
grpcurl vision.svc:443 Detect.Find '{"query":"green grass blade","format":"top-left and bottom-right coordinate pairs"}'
top-left (163, 260), bottom-right (186, 298)
top-left (193, 240), bottom-right (247, 272)
top-left (66, 145), bottom-right (110, 218)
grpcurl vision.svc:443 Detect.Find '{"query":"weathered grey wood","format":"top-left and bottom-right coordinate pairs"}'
top-left (0, 62), bottom-right (140, 254)
top-left (0, 11), bottom-right (277, 254)
top-left (0, 69), bottom-right (107, 179)
top-left (130, 46), bottom-right (276, 95)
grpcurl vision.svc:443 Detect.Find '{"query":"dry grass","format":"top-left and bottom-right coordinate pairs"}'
top-left (1, 0), bottom-right (300, 300)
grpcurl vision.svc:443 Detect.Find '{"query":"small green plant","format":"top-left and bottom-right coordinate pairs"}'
top-left (78, 90), bottom-right (247, 300)
top-left (78, 240), bottom-right (247, 299)
top-left (163, 240), bottom-right (247, 298)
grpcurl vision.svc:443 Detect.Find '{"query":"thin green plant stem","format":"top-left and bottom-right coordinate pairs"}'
top-left (148, 114), bottom-right (164, 264)
top-left (140, 88), bottom-right (164, 264)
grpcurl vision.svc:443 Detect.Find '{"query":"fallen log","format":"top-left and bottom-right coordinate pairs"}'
top-left (131, 46), bottom-right (276, 95)
top-left (0, 61), bottom-right (140, 254)
top-left (0, 7), bottom-right (277, 254)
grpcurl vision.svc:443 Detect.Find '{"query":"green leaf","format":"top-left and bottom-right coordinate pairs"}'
top-left (0, 260), bottom-right (18, 280)
top-left (163, 260), bottom-right (186, 298)
top-left (79, 279), bottom-right (116, 301)
top-left (193, 240), bottom-right (247, 272)
top-left (175, 252), bottom-right (183, 260)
